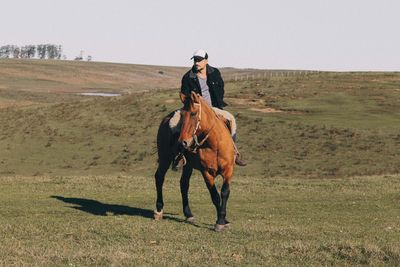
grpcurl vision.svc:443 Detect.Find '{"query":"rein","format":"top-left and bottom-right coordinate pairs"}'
top-left (189, 102), bottom-right (216, 153)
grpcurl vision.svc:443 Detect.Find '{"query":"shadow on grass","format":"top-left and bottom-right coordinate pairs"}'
top-left (161, 215), bottom-right (204, 228)
top-left (51, 195), bottom-right (210, 229)
top-left (51, 196), bottom-right (155, 218)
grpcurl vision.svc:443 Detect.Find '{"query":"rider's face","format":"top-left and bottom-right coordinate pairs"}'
top-left (194, 58), bottom-right (208, 72)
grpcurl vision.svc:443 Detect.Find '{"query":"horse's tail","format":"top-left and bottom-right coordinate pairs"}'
top-left (155, 110), bottom-right (178, 165)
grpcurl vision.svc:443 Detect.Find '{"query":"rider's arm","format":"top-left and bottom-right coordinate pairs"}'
top-left (181, 75), bottom-right (190, 95)
top-left (216, 69), bottom-right (227, 107)
top-left (219, 71), bottom-right (225, 100)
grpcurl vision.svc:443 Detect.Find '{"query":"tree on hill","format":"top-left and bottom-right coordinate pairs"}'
top-left (19, 45), bottom-right (36, 58)
top-left (37, 44), bottom-right (46, 59)
top-left (57, 45), bottom-right (62, 59)
top-left (27, 45), bottom-right (36, 58)
top-left (46, 44), bottom-right (62, 59)
top-left (12, 46), bottom-right (20, 58)
top-left (0, 45), bottom-right (12, 58)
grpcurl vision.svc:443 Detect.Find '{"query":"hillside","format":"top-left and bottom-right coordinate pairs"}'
top-left (1, 60), bottom-right (400, 178)
top-left (0, 59), bottom-right (186, 93)
top-left (0, 59), bottom-right (274, 94)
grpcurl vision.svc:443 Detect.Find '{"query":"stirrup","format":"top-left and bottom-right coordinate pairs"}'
top-left (172, 153), bottom-right (186, 171)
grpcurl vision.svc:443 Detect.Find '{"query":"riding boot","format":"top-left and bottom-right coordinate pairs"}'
top-left (232, 134), bottom-right (247, 166)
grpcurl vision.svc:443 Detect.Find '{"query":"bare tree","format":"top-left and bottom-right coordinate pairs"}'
top-left (12, 46), bottom-right (20, 58)
top-left (57, 45), bottom-right (62, 59)
top-left (0, 44), bottom-right (63, 60)
top-left (37, 44), bottom-right (46, 59)
top-left (46, 44), bottom-right (57, 59)
top-left (27, 45), bottom-right (36, 58)
top-left (0, 45), bottom-right (12, 58)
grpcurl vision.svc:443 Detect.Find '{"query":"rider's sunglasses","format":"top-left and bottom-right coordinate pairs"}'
top-left (193, 56), bottom-right (205, 63)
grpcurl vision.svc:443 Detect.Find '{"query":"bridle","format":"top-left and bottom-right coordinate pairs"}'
top-left (187, 101), bottom-right (216, 153)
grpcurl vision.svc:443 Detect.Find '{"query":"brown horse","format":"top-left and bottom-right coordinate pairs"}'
top-left (154, 91), bottom-right (235, 231)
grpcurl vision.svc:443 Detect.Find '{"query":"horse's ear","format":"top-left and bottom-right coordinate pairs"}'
top-left (179, 92), bottom-right (187, 103)
top-left (191, 92), bottom-right (200, 104)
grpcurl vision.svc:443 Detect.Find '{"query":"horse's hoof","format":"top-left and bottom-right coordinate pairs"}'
top-left (153, 210), bottom-right (163, 220)
top-left (214, 224), bottom-right (226, 232)
top-left (186, 217), bottom-right (195, 224)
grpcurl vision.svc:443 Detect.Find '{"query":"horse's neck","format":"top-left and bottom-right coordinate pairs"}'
top-left (199, 100), bottom-right (218, 133)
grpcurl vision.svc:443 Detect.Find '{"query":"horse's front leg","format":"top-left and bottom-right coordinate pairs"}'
top-left (201, 170), bottom-right (224, 230)
top-left (180, 164), bottom-right (194, 222)
top-left (220, 166), bottom-right (233, 226)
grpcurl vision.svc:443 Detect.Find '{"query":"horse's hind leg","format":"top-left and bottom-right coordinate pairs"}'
top-left (180, 165), bottom-right (194, 221)
top-left (154, 161), bottom-right (169, 220)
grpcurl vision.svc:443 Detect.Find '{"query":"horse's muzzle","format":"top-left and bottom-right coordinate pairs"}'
top-left (181, 138), bottom-right (193, 149)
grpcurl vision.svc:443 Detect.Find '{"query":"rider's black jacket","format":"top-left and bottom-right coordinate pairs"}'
top-left (180, 64), bottom-right (227, 109)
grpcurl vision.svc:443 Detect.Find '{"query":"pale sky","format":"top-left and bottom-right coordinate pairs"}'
top-left (1, 0), bottom-right (399, 71)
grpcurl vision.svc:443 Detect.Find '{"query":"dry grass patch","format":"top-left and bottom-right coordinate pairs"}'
top-left (0, 100), bottom-right (33, 109)
top-left (250, 107), bottom-right (283, 113)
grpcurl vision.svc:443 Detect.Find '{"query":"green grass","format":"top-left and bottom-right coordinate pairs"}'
top-left (0, 174), bottom-right (399, 266)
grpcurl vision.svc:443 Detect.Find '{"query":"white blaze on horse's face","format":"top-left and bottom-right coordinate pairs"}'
top-left (178, 110), bottom-right (195, 149)
top-left (178, 94), bottom-right (201, 150)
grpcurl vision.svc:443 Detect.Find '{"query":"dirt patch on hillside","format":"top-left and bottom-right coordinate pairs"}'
top-left (226, 97), bottom-right (265, 107)
top-left (227, 97), bottom-right (285, 113)
top-left (0, 100), bottom-right (35, 109)
top-left (250, 107), bottom-right (283, 113)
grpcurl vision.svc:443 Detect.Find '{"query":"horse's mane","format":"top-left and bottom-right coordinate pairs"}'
top-left (198, 96), bottom-right (221, 123)
top-left (182, 94), bottom-right (222, 129)
top-left (184, 94), bottom-right (215, 116)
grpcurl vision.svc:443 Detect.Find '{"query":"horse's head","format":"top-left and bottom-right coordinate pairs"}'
top-left (178, 91), bottom-right (202, 150)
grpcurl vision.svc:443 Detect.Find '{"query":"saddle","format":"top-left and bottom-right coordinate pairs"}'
top-left (216, 114), bottom-right (232, 134)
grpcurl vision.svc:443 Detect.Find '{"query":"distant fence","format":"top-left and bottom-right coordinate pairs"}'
top-left (223, 70), bottom-right (322, 82)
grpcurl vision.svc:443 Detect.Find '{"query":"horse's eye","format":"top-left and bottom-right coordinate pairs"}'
top-left (190, 112), bottom-right (197, 117)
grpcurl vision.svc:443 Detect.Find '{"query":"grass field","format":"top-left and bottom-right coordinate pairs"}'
top-left (0, 59), bottom-right (400, 265)
top-left (1, 174), bottom-right (399, 266)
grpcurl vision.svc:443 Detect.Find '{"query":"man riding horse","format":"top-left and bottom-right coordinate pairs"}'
top-left (154, 49), bottom-right (245, 230)
top-left (171, 49), bottom-right (247, 168)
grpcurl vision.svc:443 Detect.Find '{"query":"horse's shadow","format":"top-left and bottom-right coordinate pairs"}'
top-left (51, 195), bottom-right (155, 218)
top-left (51, 195), bottom-right (208, 228)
